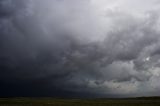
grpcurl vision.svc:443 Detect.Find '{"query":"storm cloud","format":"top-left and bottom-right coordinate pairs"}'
top-left (1, 0), bottom-right (160, 98)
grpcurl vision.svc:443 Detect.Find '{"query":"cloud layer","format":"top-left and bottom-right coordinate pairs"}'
top-left (1, 0), bottom-right (160, 97)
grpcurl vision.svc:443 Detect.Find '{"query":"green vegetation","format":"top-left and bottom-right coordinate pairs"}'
top-left (0, 97), bottom-right (160, 106)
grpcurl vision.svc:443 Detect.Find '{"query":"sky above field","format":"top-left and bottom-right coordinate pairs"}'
top-left (1, 0), bottom-right (160, 98)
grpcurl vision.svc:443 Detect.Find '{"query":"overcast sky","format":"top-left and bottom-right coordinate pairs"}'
top-left (1, 0), bottom-right (160, 98)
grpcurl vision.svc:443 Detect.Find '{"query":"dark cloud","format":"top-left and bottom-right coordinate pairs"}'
top-left (1, 0), bottom-right (160, 98)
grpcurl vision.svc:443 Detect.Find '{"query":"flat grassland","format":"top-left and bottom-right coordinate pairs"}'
top-left (0, 97), bottom-right (160, 106)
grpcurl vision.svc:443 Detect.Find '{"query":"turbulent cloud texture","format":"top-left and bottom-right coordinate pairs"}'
top-left (1, 0), bottom-right (160, 97)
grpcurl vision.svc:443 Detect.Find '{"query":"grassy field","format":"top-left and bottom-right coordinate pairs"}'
top-left (0, 97), bottom-right (160, 106)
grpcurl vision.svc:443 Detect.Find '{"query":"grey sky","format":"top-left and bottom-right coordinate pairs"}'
top-left (0, 0), bottom-right (160, 97)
